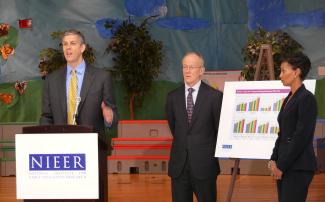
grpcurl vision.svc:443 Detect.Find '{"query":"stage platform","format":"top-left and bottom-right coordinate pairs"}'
top-left (1, 173), bottom-right (325, 201)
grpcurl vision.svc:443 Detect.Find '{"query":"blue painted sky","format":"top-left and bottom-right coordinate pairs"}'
top-left (248, 0), bottom-right (325, 31)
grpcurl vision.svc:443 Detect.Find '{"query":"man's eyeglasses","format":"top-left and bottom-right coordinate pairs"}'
top-left (182, 65), bottom-right (202, 70)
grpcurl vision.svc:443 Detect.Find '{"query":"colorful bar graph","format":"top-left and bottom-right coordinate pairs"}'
top-left (248, 98), bottom-right (260, 111)
top-left (270, 126), bottom-right (280, 134)
top-left (272, 98), bottom-right (284, 111)
top-left (257, 122), bottom-right (269, 134)
top-left (260, 106), bottom-right (271, 111)
top-left (233, 119), bottom-right (245, 133)
top-left (245, 120), bottom-right (257, 133)
top-left (236, 103), bottom-right (247, 111)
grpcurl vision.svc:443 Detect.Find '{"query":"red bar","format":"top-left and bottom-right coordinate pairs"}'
top-left (107, 155), bottom-right (170, 160)
top-left (119, 120), bottom-right (168, 124)
top-left (112, 137), bottom-right (173, 141)
top-left (113, 144), bottom-right (171, 149)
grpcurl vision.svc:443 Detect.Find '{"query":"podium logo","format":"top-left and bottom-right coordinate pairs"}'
top-left (29, 154), bottom-right (86, 170)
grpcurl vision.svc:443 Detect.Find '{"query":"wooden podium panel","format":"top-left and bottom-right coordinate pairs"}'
top-left (22, 125), bottom-right (93, 134)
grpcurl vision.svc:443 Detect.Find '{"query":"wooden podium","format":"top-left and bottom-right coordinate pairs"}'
top-left (22, 125), bottom-right (93, 134)
top-left (18, 125), bottom-right (107, 202)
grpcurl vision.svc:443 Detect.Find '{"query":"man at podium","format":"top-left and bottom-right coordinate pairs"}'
top-left (40, 29), bottom-right (118, 202)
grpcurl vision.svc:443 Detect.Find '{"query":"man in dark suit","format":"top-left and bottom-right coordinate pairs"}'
top-left (40, 29), bottom-right (118, 202)
top-left (165, 52), bottom-right (223, 202)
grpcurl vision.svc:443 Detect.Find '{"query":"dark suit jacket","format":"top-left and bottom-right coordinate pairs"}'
top-left (39, 64), bottom-right (117, 202)
top-left (166, 81), bottom-right (223, 180)
top-left (40, 64), bottom-right (118, 136)
top-left (271, 84), bottom-right (317, 173)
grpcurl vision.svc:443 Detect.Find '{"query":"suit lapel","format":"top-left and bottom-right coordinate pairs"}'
top-left (282, 85), bottom-right (305, 112)
top-left (58, 68), bottom-right (67, 122)
top-left (79, 65), bottom-right (95, 111)
top-left (178, 85), bottom-right (189, 126)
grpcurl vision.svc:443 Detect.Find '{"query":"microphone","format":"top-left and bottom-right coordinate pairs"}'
top-left (72, 97), bottom-right (81, 125)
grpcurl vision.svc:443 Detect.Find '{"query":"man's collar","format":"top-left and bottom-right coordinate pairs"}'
top-left (67, 60), bottom-right (86, 74)
top-left (185, 80), bottom-right (201, 92)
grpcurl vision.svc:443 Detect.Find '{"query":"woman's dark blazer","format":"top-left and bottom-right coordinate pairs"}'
top-left (271, 84), bottom-right (317, 173)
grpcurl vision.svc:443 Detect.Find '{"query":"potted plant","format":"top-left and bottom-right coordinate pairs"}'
top-left (106, 17), bottom-right (163, 119)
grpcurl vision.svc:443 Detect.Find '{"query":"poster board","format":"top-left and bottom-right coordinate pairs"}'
top-left (215, 80), bottom-right (316, 159)
top-left (16, 133), bottom-right (99, 199)
top-left (202, 70), bottom-right (241, 91)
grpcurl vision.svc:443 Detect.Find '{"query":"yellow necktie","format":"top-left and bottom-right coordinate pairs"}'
top-left (68, 70), bottom-right (77, 124)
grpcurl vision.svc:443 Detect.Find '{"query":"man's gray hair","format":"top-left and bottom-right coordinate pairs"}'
top-left (62, 29), bottom-right (86, 44)
top-left (183, 51), bottom-right (205, 67)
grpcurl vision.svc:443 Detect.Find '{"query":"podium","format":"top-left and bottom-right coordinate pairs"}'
top-left (16, 125), bottom-right (108, 202)
top-left (22, 125), bottom-right (93, 134)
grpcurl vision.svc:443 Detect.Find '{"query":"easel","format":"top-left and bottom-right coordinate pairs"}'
top-left (254, 44), bottom-right (275, 80)
top-left (226, 44), bottom-right (275, 202)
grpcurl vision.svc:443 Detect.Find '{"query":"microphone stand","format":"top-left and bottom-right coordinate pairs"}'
top-left (72, 97), bottom-right (81, 125)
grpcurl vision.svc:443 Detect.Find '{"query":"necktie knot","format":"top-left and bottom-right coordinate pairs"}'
top-left (188, 88), bottom-right (194, 94)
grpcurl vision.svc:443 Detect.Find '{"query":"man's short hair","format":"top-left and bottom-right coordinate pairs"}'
top-left (62, 29), bottom-right (86, 44)
top-left (183, 51), bottom-right (205, 67)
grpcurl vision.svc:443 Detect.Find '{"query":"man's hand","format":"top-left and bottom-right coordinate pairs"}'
top-left (101, 101), bottom-right (113, 124)
top-left (273, 167), bottom-right (283, 180)
top-left (269, 160), bottom-right (283, 180)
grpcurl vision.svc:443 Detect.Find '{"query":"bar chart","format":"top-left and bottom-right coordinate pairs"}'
top-left (231, 88), bottom-right (289, 138)
top-left (216, 80), bottom-right (316, 159)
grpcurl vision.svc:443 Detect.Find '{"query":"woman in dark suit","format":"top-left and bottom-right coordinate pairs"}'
top-left (269, 52), bottom-right (317, 202)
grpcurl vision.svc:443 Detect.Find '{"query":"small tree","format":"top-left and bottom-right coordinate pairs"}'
top-left (106, 17), bottom-right (163, 119)
top-left (241, 28), bottom-right (303, 81)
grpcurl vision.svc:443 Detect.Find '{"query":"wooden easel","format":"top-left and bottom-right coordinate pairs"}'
top-left (226, 159), bottom-right (240, 202)
top-left (226, 44), bottom-right (275, 202)
top-left (254, 44), bottom-right (275, 80)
